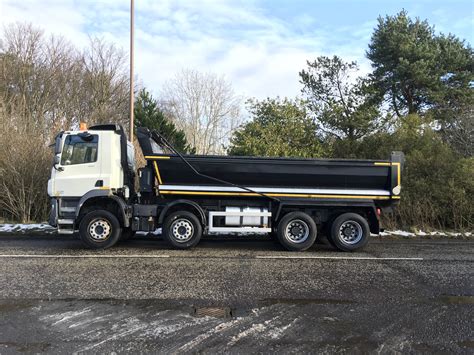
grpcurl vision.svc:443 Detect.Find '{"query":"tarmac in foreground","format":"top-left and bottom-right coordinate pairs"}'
top-left (0, 235), bottom-right (473, 353)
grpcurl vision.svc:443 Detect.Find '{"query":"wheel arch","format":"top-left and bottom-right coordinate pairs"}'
top-left (75, 190), bottom-right (129, 229)
top-left (158, 199), bottom-right (206, 226)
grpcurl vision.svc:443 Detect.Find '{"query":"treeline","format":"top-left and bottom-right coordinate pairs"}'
top-left (1, 11), bottom-right (473, 230)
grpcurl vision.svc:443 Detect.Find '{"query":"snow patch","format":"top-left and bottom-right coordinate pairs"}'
top-left (378, 230), bottom-right (472, 238)
top-left (389, 230), bottom-right (415, 237)
top-left (266, 318), bottom-right (299, 339)
top-left (177, 318), bottom-right (242, 352)
top-left (136, 228), bottom-right (162, 236)
top-left (78, 318), bottom-right (148, 352)
top-left (144, 312), bottom-right (212, 337)
top-left (227, 322), bottom-right (267, 347)
top-left (40, 308), bottom-right (91, 325)
top-left (68, 314), bottom-right (112, 329)
top-left (0, 223), bottom-right (55, 233)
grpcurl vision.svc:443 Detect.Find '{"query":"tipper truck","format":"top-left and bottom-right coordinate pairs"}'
top-left (48, 124), bottom-right (403, 251)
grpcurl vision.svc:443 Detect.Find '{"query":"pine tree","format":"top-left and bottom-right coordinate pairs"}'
top-left (134, 89), bottom-right (194, 153)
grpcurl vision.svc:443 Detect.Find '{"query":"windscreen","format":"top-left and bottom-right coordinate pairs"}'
top-left (61, 134), bottom-right (99, 165)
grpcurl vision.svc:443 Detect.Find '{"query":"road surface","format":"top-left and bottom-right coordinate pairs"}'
top-left (0, 235), bottom-right (473, 353)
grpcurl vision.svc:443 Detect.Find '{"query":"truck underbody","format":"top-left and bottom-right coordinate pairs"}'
top-left (48, 124), bottom-right (403, 252)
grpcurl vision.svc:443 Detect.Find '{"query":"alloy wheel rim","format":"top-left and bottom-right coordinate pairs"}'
top-left (339, 220), bottom-right (363, 244)
top-left (171, 219), bottom-right (194, 243)
top-left (285, 219), bottom-right (310, 244)
top-left (89, 218), bottom-right (112, 241)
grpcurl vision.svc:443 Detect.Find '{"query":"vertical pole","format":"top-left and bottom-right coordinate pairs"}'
top-left (129, 0), bottom-right (135, 141)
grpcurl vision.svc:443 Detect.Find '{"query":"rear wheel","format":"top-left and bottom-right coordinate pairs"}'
top-left (163, 211), bottom-right (202, 249)
top-left (79, 210), bottom-right (121, 249)
top-left (277, 212), bottom-right (317, 251)
top-left (329, 213), bottom-right (370, 251)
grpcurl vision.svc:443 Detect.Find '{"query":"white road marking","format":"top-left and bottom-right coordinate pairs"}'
top-left (256, 256), bottom-right (424, 261)
top-left (0, 254), bottom-right (170, 258)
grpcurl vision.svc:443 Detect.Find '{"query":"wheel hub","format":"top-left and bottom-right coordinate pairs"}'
top-left (339, 221), bottom-right (363, 244)
top-left (171, 219), bottom-right (194, 243)
top-left (285, 220), bottom-right (310, 243)
top-left (291, 226), bottom-right (302, 236)
top-left (343, 227), bottom-right (352, 237)
top-left (89, 219), bottom-right (112, 241)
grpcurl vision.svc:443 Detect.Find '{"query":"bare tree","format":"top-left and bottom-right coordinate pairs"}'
top-left (441, 105), bottom-right (474, 157)
top-left (0, 22), bottom-right (130, 222)
top-left (81, 37), bottom-right (130, 126)
top-left (162, 69), bottom-right (242, 154)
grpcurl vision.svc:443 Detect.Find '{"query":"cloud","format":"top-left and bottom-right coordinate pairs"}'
top-left (0, 0), bottom-right (405, 101)
top-left (1, 0), bottom-right (90, 47)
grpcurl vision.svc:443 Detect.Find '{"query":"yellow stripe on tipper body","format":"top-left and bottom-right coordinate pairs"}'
top-left (374, 161), bottom-right (401, 196)
top-left (153, 161), bottom-right (163, 185)
top-left (392, 162), bottom-right (401, 187)
top-left (145, 155), bottom-right (171, 160)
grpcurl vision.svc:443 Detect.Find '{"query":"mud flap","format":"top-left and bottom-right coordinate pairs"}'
top-left (48, 198), bottom-right (58, 227)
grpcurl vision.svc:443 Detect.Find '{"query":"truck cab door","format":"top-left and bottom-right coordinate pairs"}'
top-left (52, 133), bottom-right (103, 197)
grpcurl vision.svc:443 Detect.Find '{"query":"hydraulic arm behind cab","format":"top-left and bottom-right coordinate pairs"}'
top-left (48, 124), bottom-right (403, 251)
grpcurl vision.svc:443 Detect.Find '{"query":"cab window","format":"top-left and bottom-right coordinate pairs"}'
top-left (61, 135), bottom-right (99, 165)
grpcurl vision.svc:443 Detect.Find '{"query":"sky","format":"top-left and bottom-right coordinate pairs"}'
top-left (1, 0), bottom-right (473, 100)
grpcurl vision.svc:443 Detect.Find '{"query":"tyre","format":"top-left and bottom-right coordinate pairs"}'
top-left (276, 212), bottom-right (317, 251)
top-left (120, 228), bottom-right (136, 241)
top-left (163, 211), bottom-right (202, 249)
top-left (79, 210), bottom-right (121, 249)
top-left (329, 213), bottom-right (370, 252)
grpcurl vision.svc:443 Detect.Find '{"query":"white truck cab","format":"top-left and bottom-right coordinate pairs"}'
top-left (48, 124), bottom-right (134, 234)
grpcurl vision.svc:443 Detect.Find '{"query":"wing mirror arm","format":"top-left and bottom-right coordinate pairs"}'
top-left (53, 154), bottom-right (64, 171)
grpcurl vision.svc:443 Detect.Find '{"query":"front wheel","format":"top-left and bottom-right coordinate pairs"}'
top-left (276, 212), bottom-right (317, 251)
top-left (163, 211), bottom-right (203, 249)
top-left (79, 210), bottom-right (121, 249)
top-left (329, 213), bottom-right (370, 252)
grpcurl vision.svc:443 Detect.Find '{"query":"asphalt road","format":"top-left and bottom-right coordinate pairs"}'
top-left (0, 234), bottom-right (473, 354)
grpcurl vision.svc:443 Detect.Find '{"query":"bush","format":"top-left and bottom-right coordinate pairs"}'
top-left (0, 125), bottom-right (51, 223)
top-left (354, 115), bottom-right (473, 231)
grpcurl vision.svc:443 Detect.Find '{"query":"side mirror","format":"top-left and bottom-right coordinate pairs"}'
top-left (54, 133), bottom-right (63, 154)
top-left (54, 154), bottom-right (64, 171)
